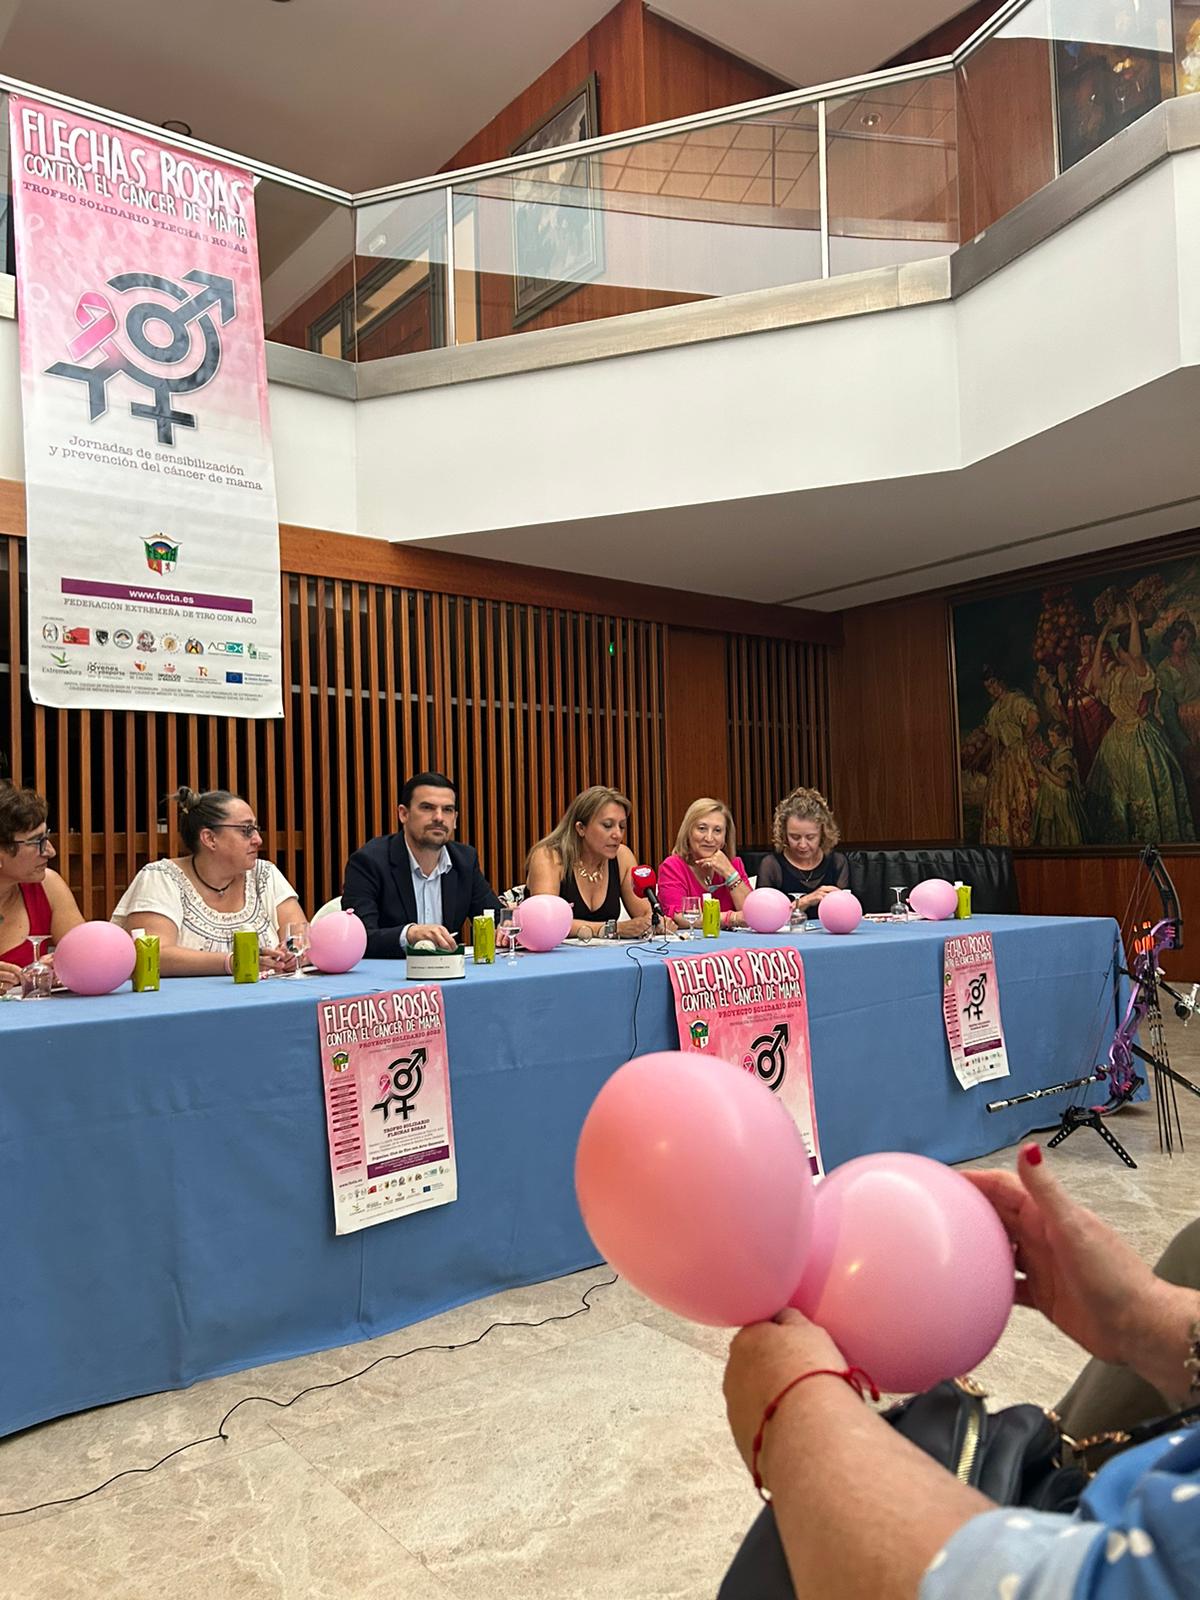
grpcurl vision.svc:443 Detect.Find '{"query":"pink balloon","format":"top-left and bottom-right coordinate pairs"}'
top-left (56, 922), bottom-right (136, 995)
top-left (516, 894), bottom-right (573, 952)
top-left (908, 878), bottom-right (958, 921)
top-left (576, 1051), bottom-right (815, 1325)
top-left (308, 909), bottom-right (368, 973)
top-left (818, 890), bottom-right (863, 935)
top-left (743, 886), bottom-right (791, 934)
top-left (791, 1153), bottom-right (1013, 1393)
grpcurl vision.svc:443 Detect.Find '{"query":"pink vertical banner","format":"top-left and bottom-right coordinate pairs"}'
top-left (668, 946), bottom-right (822, 1175)
top-left (942, 930), bottom-right (1011, 1090)
top-left (7, 96), bottom-right (282, 715)
top-left (318, 988), bottom-right (457, 1235)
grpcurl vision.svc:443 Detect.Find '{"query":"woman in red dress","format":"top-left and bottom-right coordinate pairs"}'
top-left (0, 783), bottom-right (85, 991)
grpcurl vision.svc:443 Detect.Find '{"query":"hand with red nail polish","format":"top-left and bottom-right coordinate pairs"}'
top-left (963, 1145), bottom-right (1195, 1386)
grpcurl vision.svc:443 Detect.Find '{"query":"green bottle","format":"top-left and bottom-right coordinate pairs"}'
top-left (231, 929), bottom-right (260, 983)
top-left (131, 930), bottom-right (160, 992)
top-left (473, 909), bottom-right (496, 964)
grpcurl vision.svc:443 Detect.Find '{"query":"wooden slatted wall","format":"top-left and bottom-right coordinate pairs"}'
top-left (726, 634), bottom-right (832, 848)
top-left (0, 536), bottom-right (668, 918)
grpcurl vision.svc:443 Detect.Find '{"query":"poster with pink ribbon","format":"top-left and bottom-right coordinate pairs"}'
top-left (942, 930), bottom-right (1012, 1090)
top-left (318, 988), bottom-right (458, 1235)
top-left (7, 97), bottom-right (282, 714)
top-left (668, 946), bottom-right (822, 1175)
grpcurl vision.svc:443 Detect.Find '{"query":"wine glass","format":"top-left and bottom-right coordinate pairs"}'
top-left (677, 896), bottom-right (701, 940)
top-left (22, 934), bottom-right (53, 999)
top-left (498, 906), bottom-right (521, 964)
top-left (282, 920), bottom-right (310, 977)
top-left (889, 886), bottom-right (910, 921)
top-left (788, 895), bottom-right (808, 932)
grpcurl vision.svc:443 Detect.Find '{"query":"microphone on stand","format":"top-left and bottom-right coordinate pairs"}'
top-left (631, 864), bottom-right (665, 931)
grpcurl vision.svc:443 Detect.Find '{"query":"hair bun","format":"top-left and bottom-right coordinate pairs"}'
top-left (171, 785), bottom-right (202, 815)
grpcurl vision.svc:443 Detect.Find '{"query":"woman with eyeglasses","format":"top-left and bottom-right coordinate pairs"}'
top-left (0, 782), bottom-right (85, 991)
top-left (112, 788), bottom-right (305, 976)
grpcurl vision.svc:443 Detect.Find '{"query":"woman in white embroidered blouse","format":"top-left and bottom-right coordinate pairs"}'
top-left (113, 787), bottom-right (305, 977)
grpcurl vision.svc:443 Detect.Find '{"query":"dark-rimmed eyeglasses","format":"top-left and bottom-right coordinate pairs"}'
top-left (209, 822), bottom-right (262, 840)
top-left (12, 829), bottom-right (53, 855)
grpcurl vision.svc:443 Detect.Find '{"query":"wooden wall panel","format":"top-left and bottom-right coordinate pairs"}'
top-left (1016, 854), bottom-right (1197, 980)
top-left (663, 627), bottom-right (731, 846)
top-left (828, 593), bottom-right (958, 844)
top-left (956, 41), bottom-right (1055, 239)
top-left (726, 634), bottom-right (830, 850)
top-left (642, 11), bottom-right (791, 123)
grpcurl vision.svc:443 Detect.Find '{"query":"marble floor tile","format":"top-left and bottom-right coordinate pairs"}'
top-left (291, 1320), bottom-right (760, 1600)
top-left (0, 1439), bottom-right (455, 1600)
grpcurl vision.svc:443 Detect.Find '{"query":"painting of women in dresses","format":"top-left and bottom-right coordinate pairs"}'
top-left (954, 558), bottom-right (1200, 847)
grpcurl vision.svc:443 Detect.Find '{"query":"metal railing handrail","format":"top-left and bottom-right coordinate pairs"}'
top-left (0, 0), bottom-right (1040, 213)
top-left (0, 69), bottom-right (353, 204)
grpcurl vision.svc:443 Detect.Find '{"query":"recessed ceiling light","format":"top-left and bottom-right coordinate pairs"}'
top-left (161, 119), bottom-right (193, 137)
top-left (861, 112), bottom-right (881, 128)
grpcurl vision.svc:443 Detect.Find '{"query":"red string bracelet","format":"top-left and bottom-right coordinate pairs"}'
top-left (750, 1366), bottom-right (881, 1501)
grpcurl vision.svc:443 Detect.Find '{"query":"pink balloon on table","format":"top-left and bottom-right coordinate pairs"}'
top-left (907, 878), bottom-right (958, 921)
top-left (576, 1050), bottom-right (815, 1326)
top-left (307, 909), bottom-right (368, 973)
top-left (54, 922), bottom-right (136, 996)
top-left (818, 890), bottom-right (863, 935)
top-left (791, 1152), bottom-right (1013, 1393)
top-left (743, 886), bottom-right (791, 934)
top-left (516, 894), bottom-right (573, 952)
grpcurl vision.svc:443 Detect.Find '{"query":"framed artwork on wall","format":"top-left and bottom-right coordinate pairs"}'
top-left (1052, 38), bottom-right (1169, 171)
top-left (952, 552), bottom-right (1200, 850)
top-left (509, 73), bottom-right (604, 326)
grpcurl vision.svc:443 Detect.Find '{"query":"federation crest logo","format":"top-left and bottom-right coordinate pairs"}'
top-left (144, 537), bottom-right (180, 576)
top-left (689, 1020), bottom-right (710, 1049)
top-left (331, 1051), bottom-right (350, 1074)
top-left (47, 270), bottom-right (236, 446)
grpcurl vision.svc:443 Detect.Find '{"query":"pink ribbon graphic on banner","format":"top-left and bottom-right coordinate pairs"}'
top-left (67, 290), bottom-right (118, 362)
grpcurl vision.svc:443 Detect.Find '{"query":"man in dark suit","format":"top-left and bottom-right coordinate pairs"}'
top-left (342, 771), bottom-right (503, 957)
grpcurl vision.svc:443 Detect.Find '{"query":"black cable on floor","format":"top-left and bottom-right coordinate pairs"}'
top-left (0, 1274), bottom-right (618, 1519)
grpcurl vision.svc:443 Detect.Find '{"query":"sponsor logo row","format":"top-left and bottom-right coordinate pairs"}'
top-left (41, 623), bottom-right (270, 660)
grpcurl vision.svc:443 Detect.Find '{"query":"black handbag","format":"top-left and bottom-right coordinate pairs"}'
top-left (884, 1379), bottom-right (1088, 1512)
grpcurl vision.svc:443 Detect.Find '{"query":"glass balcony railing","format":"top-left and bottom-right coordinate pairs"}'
top-left (0, 0), bottom-right (1191, 363)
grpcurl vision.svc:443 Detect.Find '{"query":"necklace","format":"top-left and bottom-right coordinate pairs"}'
top-left (577, 859), bottom-right (605, 884)
top-left (192, 857), bottom-right (238, 896)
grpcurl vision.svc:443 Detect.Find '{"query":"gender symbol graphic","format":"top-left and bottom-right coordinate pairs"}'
top-left (372, 1048), bottom-right (427, 1124)
top-left (46, 269), bottom-right (236, 445)
top-left (747, 1022), bottom-right (789, 1092)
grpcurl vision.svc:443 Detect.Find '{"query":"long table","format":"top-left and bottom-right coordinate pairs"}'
top-left (0, 914), bottom-right (1121, 1437)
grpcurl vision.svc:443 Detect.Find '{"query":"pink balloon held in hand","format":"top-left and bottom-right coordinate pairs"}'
top-left (817, 890), bottom-right (863, 935)
top-left (791, 1152), bottom-right (1014, 1393)
top-left (907, 878), bottom-right (958, 921)
top-left (516, 894), bottom-right (573, 952)
top-left (743, 886), bottom-right (792, 934)
top-left (307, 910), bottom-right (368, 974)
top-left (53, 922), bottom-right (136, 996)
top-left (576, 1050), bottom-right (816, 1325)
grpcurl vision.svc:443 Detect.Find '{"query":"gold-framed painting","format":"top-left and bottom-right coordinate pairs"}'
top-left (952, 551), bottom-right (1200, 849)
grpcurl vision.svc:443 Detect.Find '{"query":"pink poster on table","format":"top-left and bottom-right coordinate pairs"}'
top-left (668, 946), bottom-right (822, 1175)
top-left (7, 96), bottom-right (282, 715)
top-left (942, 930), bottom-right (1011, 1090)
top-left (318, 988), bottom-right (457, 1235)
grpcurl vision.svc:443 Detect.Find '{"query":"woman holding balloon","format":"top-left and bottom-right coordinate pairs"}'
top-left (0, 782), bottom-right (85, 990)
top-left (720, 1145), bottom-right (1200, 1599)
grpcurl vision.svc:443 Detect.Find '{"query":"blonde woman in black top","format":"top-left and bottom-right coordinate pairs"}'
top-left (756, 787), bottom-right (849, 916)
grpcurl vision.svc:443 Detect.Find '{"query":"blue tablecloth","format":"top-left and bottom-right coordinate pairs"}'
top-left (0, 914), bottom-right (1121, 1436)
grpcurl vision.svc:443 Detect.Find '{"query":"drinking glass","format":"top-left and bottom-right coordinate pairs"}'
top-left (889, 886), bottom-right (910, 920)
top-left (498, 906), bottom-right (521, 964)
top-left (788, 895), bottom-right (808, 932)
top-left (22, 935), bottom-right (54, 999)
top-left (282, 920), bottom-right (310, 976)
top-left (677, 896), bottom-right (701, 939)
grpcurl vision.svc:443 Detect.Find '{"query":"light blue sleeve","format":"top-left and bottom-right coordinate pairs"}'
top-left (920, 1508), bottom-right (1103, 1600)
top-left (920, 1433), bottom-right (1200, 1600)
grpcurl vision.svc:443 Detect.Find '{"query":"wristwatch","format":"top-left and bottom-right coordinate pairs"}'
top-left (603, 918), bottom-right (618, 940)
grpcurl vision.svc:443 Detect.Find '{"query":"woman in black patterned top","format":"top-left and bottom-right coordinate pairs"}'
top-left (756, 788), bottom-right (849, 916)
